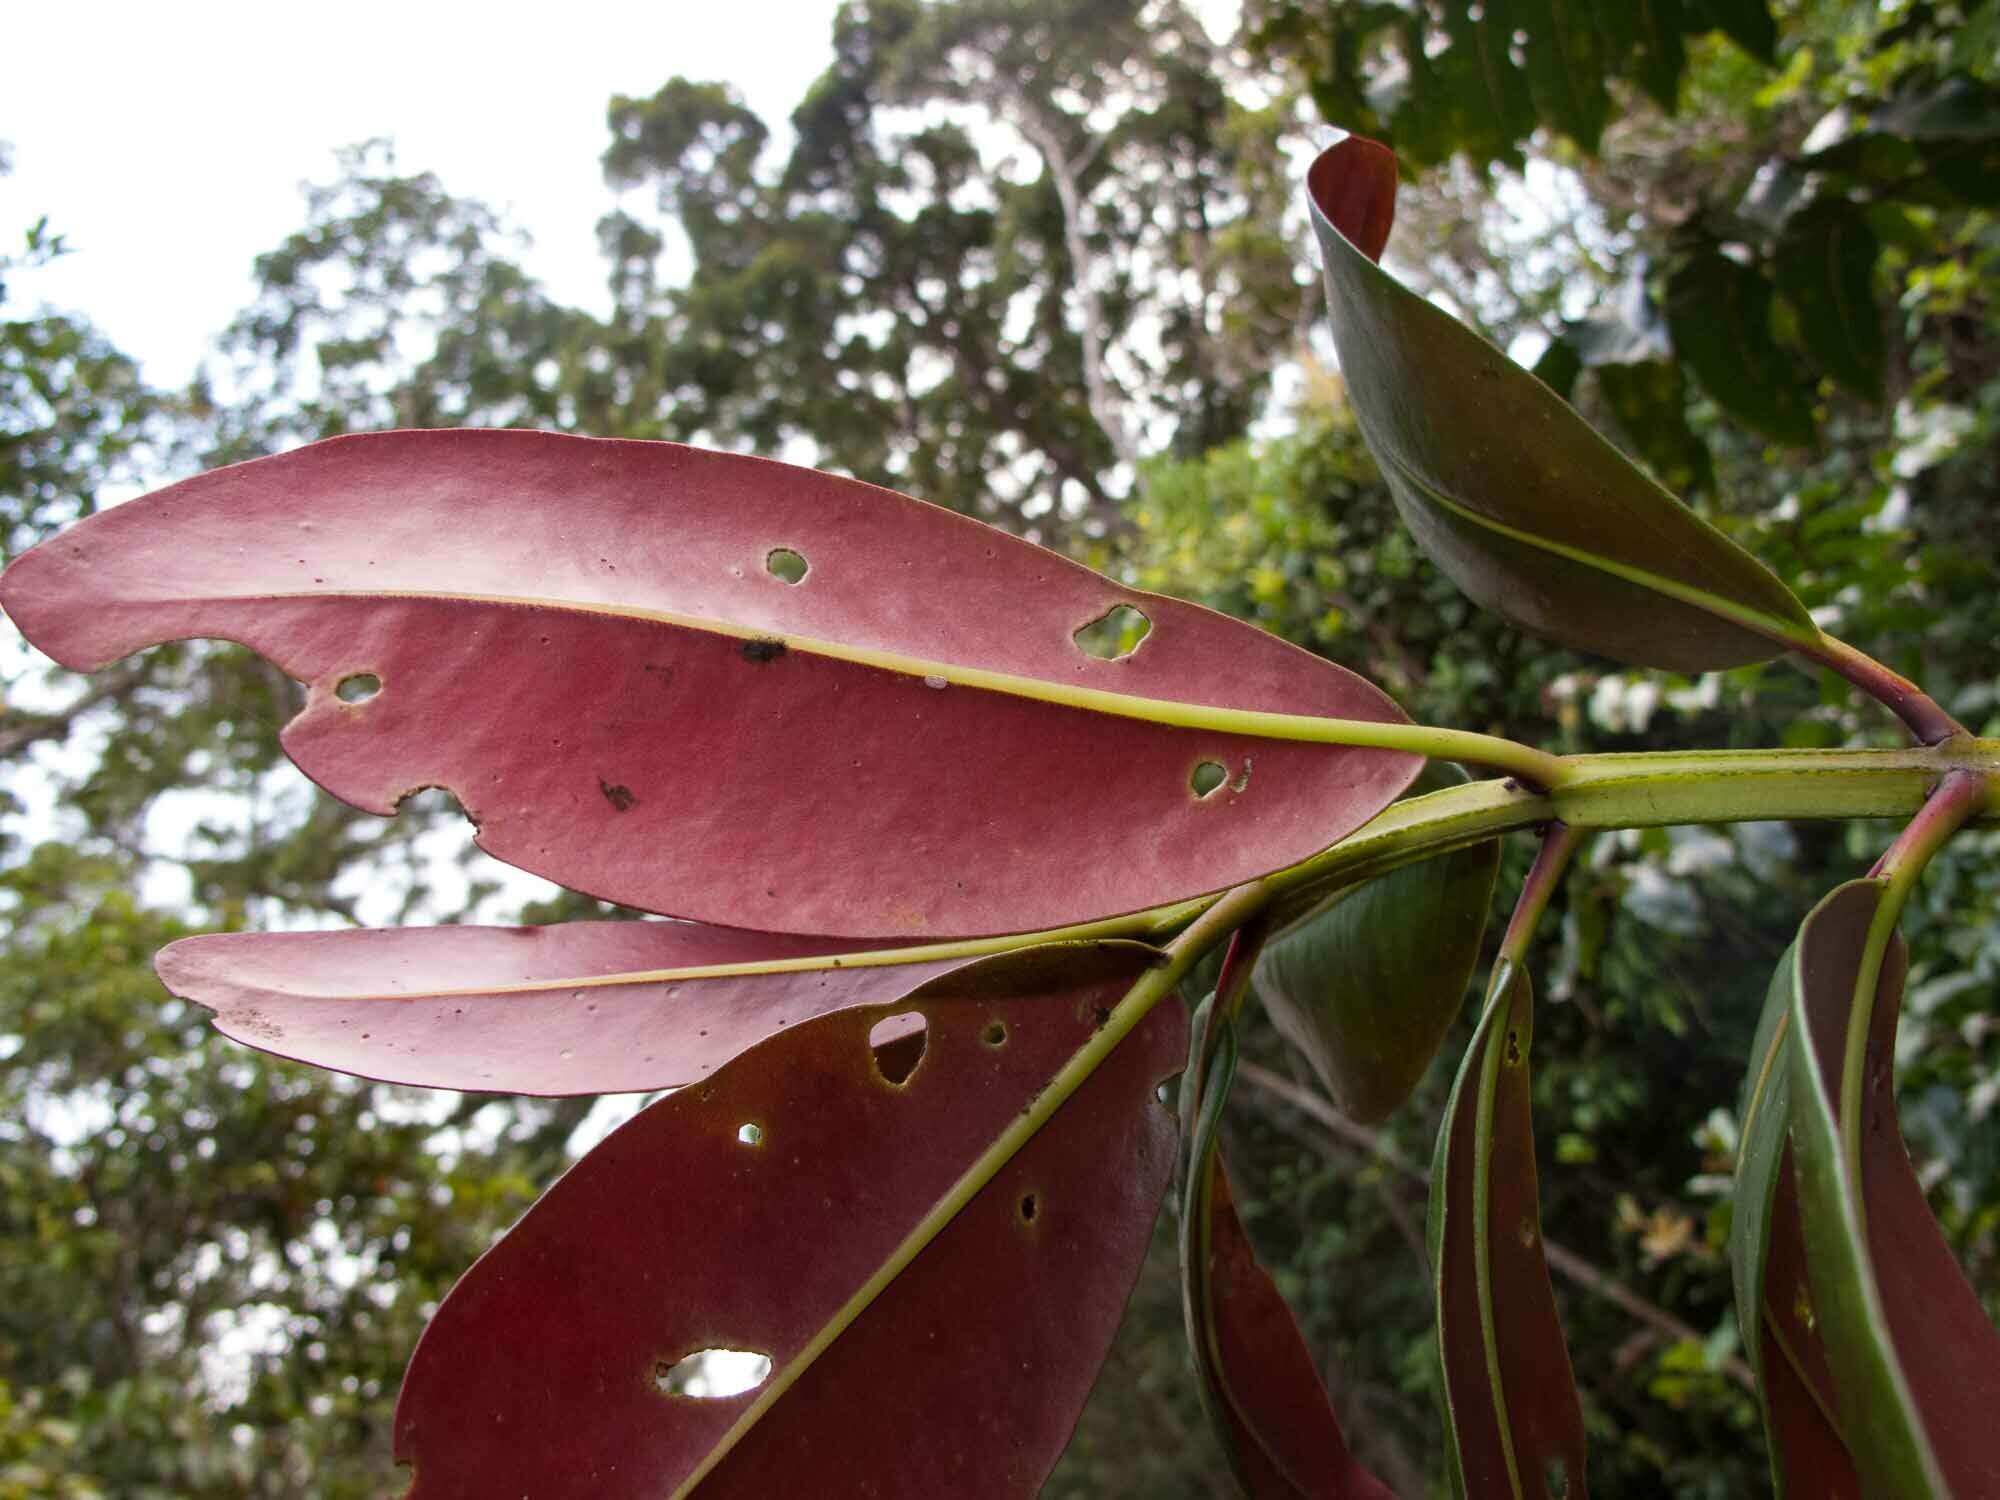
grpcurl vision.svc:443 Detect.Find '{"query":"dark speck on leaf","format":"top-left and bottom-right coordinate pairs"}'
top-left (742, 638), bottom-right (786, 663)
top-left (598, 777), bottom-right (637, 813)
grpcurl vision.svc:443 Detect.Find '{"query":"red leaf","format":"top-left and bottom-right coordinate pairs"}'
top-left (1792, 888), bottom-right (2000, 1492)
top-left (1206, 1160), bottom-right (1397, 1498)
top-left (1, 430), bottom-right (1418, 937)
top-left (1431, 964), bottom-right (1587, 1497)
top-left (155, 921), bottom-right (1139, 1095)
top-left (1307, 137), bottom-right (1397, 263)
top-left (393, 952), bottom-right (1184, 1497)
top-left (1758, 1153), bottom-right (1860, 1497)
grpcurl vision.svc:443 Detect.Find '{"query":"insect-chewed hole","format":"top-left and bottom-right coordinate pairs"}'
top-left (869, 1012), bottom-right (928, 1086)
top-left (335, 673), bottom-right (382, 704)
top-left (1543, 1459), bottom-right (1571, 1498)
top-left (981, 1020), bottom-right (1008, 1048)
top-left (1018, 1192), bottom-right (1040, 1224)
top-left (1190, 761), bottom-right (1227, 798)
top-left (1071, 604), bottom-right (1152, 660)
top-left (655, 1349), bottom-right (772, 1399)
top-left (736, 1122), bottom-right (764, 1146)
top-left (765, 547), bottom-right (809, 584)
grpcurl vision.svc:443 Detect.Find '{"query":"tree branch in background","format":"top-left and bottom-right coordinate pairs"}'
top-left (1236, 1060), bottom-right (1756, 1393)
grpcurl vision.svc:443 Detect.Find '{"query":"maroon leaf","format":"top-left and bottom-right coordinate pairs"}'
top-left (1204, 1159), bottom-right (1397, 1498)
top-left (1786, 882), bottom-right (2000, 1493)
top-left (1428, 963), bottom-right (1587, 1498)
top-left (393, 948), bottom-right (1184, 1497)
top-left (0, 430), bottom-right (1418, 937)
top-left (156, 921), bottom-right (1153, 1095)
top-left (1758, 1152), bottom-right (1861, 1497)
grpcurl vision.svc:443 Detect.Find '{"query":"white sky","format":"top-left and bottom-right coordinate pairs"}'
top-left (2, 2), bottom-right (848, 387)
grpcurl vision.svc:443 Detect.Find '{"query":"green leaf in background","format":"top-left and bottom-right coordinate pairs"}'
top-left (1254, 763), bottom-right (1501, 1123)
top-left (1665, 251), bottom-right (1819, 446)
top-left (1599, 0), bottom-right (1690, 111)
top-left (1685, 0), bottom-right (1780, 63)
top-left (1517, 0), bottom-right (1612, 154)
top-left (1773, 200), bottom-right (1886, 401)
top-left (1427, 962), bottom-right (1587, 1498)
top-left (1595, 360), bottom-right (1715, 499)
top-left (1308, 135), bottom-right (1819, 672)
top-left (1780, 881), bottom-right (2000, 1497)
top-left (1730, 926), bottom-right (1861, 1496)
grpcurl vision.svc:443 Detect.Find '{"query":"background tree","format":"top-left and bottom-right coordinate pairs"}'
top-left (3, 0), bottom-right (1997, 1493)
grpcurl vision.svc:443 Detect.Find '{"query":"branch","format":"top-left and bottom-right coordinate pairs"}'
top-left (1235, 1060), bottom-right (1758, 1393)
top-left (0, 662), bottom-right (151, 760)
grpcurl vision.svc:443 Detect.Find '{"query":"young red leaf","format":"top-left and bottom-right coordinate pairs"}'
top-left (1427, 963), bottom-right (1587, 1498)
top-left (0, 430), bottom-right (1419, 938)
top-left (393, 950), bottom-right (1183, 1498)
top-left (155, 920), bottom-right (1154, 1095)
top-left (1783, 881), bottom-right (2000, 1496)
top-left (1307, 135), bottom-right (1817, 672)
top-left (1758, 1154), bottom-right (1863, 1496)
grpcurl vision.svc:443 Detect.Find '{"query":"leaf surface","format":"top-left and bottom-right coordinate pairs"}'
top-left (1180, 1006), bottom-right (1394, 1498)
top-left (1307, 136), bottom-right (1815, 672)
top-left (1665, 252), bottom-right (1819, 446)
top-left (1254, 764), bottom-right (1500, 1122)
top-left (0, 429), bottom-right (1418, 937)
top-left (1428, 962), bottom-right (1586, 1498)
top-left (1730, 932), bottom-right (1859, 1495)
top-left (394, 948), bottom-right (1183, 1498)
top-left (156, 921), bottom-right (1154, 1095)
top-left (1780, 880), bottom-right (2000, 1496)
top-left (1773, 200), bottom-right (1886, 401)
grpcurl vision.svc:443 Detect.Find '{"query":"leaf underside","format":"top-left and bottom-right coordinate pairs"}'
top-left (1307, 135), bottom-right (1815, 673)
top-left (1255, 764), bottom-right (1500, 1123)
top-left (1429, 963), bottom-right (1587, 1498)
top-left (1780, 881), bottom-right (2000, 1496)
top-left (156, 920), bottom-right (1158, 1096)
top-left (0, 429), bottom-right (1419, 938)
top-left (395, 952), bottom-right (1185, 1499)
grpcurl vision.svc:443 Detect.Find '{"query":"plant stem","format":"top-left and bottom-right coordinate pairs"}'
top-left (1496, 822), bottom-right (1585, 965)
top-left (1796, 632), bottom-right (1966, 745)
top-left (1837, 768), bottom-right (1989, 1233)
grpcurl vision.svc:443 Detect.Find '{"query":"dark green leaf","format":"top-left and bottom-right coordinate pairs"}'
top-left (1684, 0), bottom-right (1780, 63)
top-left (1666, 251), bottom-right (1820, 446)
top-left (1308, 136), bottom-right (1819, 671)
top-left (1595, 360), bottom-right (1716, 497)
top-left (1774, 201), bottom-right (1886, 400)
top-left (1254, 764), bottom-right (1501, 1123)
top-left (1600, 0), bottom-right (1690, 110)
top-left (1517, 0), bottom-right (1612, 152)
top-left (1428, 962), bottom-right (1587, 1497)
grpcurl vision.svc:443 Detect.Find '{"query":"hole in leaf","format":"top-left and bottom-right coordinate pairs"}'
top-left (765, 547), bottom-right (809, 584)
top-left (655, 1349), bottom-right (772, 1399)
top-left (1543, 1459), bottom-right (1570, 1498)
top-left (335, 673), bottom-right (381, 703)
top-left (736, 1122), bottom-right (763, 1146)
top-left (1018, 1192), bottom-right (1039, 1224)
top-left (1190, 761), bottom-right (1227, 798)
top-left (1505, 1029), bottom-right (1522, 1066)
top-left (869, 1012), bottom-right (928, 1086)
top-left (981, 1020), bottom-right (1008, 1047)
top-left (1072, 604), bottom-right (1152, 660)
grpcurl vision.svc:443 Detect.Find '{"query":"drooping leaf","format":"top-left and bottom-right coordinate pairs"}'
top-left (1729, 922), bottom-right (1860, 1495)
top-left (1254, 763), bottom-right (1500, 1123)
top-left (1516, 0), bottom-right (1611, 153)
top-left (1307, 136), bottom-right (1817, 672)
top-left (1593, 361), bottom-right (1714, 498)
top-left (1180, 1008), bottom-right (1394, 1499)
top-left (1773, 200), bottom-right (1886, 401)
top-left (1665, 251), bottom-right (1819, 446)
top-left (1428, 962), bottom-right (1587, 1499)
top-left (0, 429), bottom-right (1419, 939)
top-left (1598, 0), bottom-right (1690, 111)
top-left (1780, 880), bottom-right (2000, 1496)
top-left (1683, 0), bottom-right (1779, 63)
top-left (155, 920), bottom-right (1155, 1095)
top-left (394, 949), bottom-right (1184, 1498)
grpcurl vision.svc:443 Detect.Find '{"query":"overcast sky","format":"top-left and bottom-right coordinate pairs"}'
top-left (3, 2), bottom-right (847, 387)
